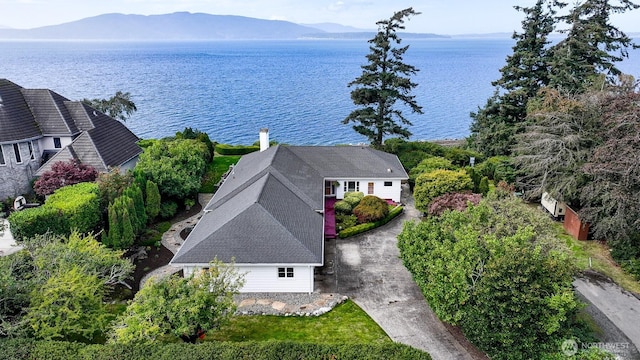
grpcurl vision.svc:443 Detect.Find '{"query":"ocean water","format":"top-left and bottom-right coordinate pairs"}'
top-left (1, 39), bottom-right (638, 145)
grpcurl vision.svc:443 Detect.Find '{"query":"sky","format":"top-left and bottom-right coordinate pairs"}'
top-left (0, 0), bottom-right (638, 35)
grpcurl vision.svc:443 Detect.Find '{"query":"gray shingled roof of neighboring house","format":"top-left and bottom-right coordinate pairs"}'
top-left (0, 79), bottom-right (41, 143)
top-left (0, 79), bottom-right (142, 173)
top-left (21, 88), bottom-right (79, 136)
top-left (171, 144), bottom-right (408, 266)
top-left (34, 97), bottom-right (141, 175)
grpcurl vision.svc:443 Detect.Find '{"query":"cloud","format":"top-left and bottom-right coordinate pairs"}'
top-left (328, 1), bottom-right (345, 12)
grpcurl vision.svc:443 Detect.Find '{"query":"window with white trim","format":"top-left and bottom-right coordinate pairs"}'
top-left (384, 181), bottom-right (393, 187)
top-left (28, 141), bottom-right (35, 161)
top-left (53, 137), bottom-right (61, 149)
top-left (367, 182), bottom-right (374, 194)
top-left (343, 181), bottom-right (359, 193)
top-left (278, 267), bottom-right (294, 278)
top-left (13, 143), bottom-right (22, 163)
top-left (0, 145), bottom-right (5, 166)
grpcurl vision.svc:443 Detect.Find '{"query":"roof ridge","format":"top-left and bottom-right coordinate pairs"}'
top-left (206, 169), bottom-right (270, 212)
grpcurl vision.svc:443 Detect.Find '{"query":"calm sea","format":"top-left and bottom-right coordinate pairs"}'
top-left (1, 39), bottom-right (638, 145)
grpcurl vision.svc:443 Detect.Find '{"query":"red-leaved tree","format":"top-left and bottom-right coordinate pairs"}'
top-left (34, 159), bottom-right (98, 196)
top-left (428, 192), bottom-right (482, 217)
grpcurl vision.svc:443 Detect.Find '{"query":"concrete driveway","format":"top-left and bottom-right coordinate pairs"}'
top-left (315, 186), bottom-right (477, 360)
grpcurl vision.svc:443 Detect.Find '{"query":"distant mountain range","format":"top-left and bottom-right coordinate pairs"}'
top-left (0, 12), bottom-right (446, 40)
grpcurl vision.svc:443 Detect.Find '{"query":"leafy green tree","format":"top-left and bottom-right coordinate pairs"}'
top-left (110, 260), bottom-right (244, 344)
top-left (135, 139), bottom-right (210, 200)
top-left (469, 0), bottom-right (559, 156)
top-left (97, 169), bottom-right (134, 212)
top-left (549, 0), bottom-right (639, 91)
top-left (82, 91), bottom-right (137, 122)
top-left (26, 267), bottom-right (109, 342)
top-left (398, 195), bottom-right (579, 359)
top-left (413, 169), bottom-right (473, 213)
top-left (343, 8), bottom-right (423, 148)
top-left (145, 180), bottom-right (161, 222)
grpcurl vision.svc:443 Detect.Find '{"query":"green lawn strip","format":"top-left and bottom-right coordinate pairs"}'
top-left (558, 223), bottom-right (640, 294)
top-left (206, 300), bottom-right (390, 344)
top-left (200, 155), bottom-right (242, 193)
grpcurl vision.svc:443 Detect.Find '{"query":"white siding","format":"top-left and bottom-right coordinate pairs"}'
top-left (335, 179), bottom-right (403, 202)
top-left (119, 155), bottom-right (139, 172)
top-left (38, 136), bottom-right (73, 152)
top-left (184, 265), bottom-right (315, 293)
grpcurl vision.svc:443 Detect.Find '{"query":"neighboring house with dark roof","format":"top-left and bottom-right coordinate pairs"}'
top-left (0, 79), bottom-right (142, 200)
top-left (171, 138), bottom-right (408, 293)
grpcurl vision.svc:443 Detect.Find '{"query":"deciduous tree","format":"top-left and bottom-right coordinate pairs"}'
top-left (110, 260), bottom-right (244, 344)
top-left (34, 159), bottom-right (97, 197)
top-left (343, 8), bottom-right (423, 148)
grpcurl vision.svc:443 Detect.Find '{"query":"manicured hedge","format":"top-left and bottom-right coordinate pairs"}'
top-left (7, 206), bottom-right (69, 242)
top-left (46, 182), bottom-right (101, 234)
top-left (0, 339), bottom-right (431, 360)
top-left (215, 143), bottom-right (260, 155)
top-left (339, 206), bottom-right (404, 238)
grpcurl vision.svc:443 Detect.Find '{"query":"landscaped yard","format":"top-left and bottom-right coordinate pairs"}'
top-left (206, 300), bottom-right (390, 344)
top-left (200, 155), bottom-right (242, 193)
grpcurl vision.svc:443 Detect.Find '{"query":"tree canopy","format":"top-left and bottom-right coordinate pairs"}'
top-left (82, 91), bottom-right (137, 122)
top-left (343, 8), bottom-right (423, 148)
top-left (110, 260), bottom-right (244, 344)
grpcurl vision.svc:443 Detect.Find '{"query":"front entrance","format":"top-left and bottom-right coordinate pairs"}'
top-left (325, 180), bottom-right (336, 196)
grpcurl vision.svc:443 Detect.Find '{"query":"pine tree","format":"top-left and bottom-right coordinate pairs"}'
top-left (145, 180), bottom-right (161, 222)
top-left (343, 8), bottom-right (423, 148)
top-left (549, 0), bottom-right (639, 91)
top-left (469, 0), bottom-right (559, 156)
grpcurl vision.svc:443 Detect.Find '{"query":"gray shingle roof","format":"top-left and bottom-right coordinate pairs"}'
top-left (0, 79), bottom-right (41, 143)
top-left (172, 144), bottom-right (408, 266)
top-left (172, 172), bottom-right (323, 264)
top-left (21, 88), bottom-right (79, 136)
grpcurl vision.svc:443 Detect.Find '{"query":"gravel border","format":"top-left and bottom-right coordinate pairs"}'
top-left (234, 292), bottom-right (348, 316)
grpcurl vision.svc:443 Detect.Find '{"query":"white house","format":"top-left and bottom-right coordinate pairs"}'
top-left (170, 136), bottom-right (408, 293)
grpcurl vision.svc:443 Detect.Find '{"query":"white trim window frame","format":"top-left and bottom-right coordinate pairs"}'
top-left (343, 181), bottom-right (360, 193)
top-left (28, 141), bottom-right (35, 161)
top-left (277, 267), bottom-right (294, 279)
top-left (13, 143), bottom-right (22, 164)
top-left (0, 145), bottom-right (6, 166)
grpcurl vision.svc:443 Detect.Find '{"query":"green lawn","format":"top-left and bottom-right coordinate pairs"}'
top-left (200, 155), bottom-right (242, 193)
top-left (206, 300), bottom-right (390, 344)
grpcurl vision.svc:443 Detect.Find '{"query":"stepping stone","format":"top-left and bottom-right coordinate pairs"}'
top-left (239, 299), bottom-right (256, 307)
top-left (257, 299), bottom-right (271, 306)
top-left (271, 301), bottom-right (286, 311)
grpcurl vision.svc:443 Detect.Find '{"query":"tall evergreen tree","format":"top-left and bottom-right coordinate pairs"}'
top-left (343, 8), bottom-right (423, 148)
top-left (469, 0), bottom-right (560, 156)
top-left (124, 184), bottom-right (147, 233)
top-left (145, 180), bottom-right (161, 223)
top-left (549, 0), bottom-right (639, 91)
top-left (105, 203), bottom-right (121, 249)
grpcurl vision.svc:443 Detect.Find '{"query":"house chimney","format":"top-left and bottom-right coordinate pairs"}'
top-left (259, 128), bottom-right (269, 152)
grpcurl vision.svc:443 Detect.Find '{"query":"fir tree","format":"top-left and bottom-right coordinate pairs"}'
top-left (120, 207), bottom-right (135, 250)
top-left (343, 8), bottom-right (423, 148)
top-left (469, 0), bottom-right (560, 156)
top-left (549, 0), bottom-right (639, 91)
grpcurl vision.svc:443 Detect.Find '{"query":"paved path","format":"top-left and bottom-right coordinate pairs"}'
top-left (139, 194), bottom-right (212, 287)
top-left (574, 272), bottom-right (640, 358)
top-left (316, 185), bottom-right (477, 360)
top-left (0, 219), bottom-right (22, 257)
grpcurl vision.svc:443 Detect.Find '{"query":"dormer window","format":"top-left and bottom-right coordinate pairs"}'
top-left (53, 137), bottom-right (61, 149)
